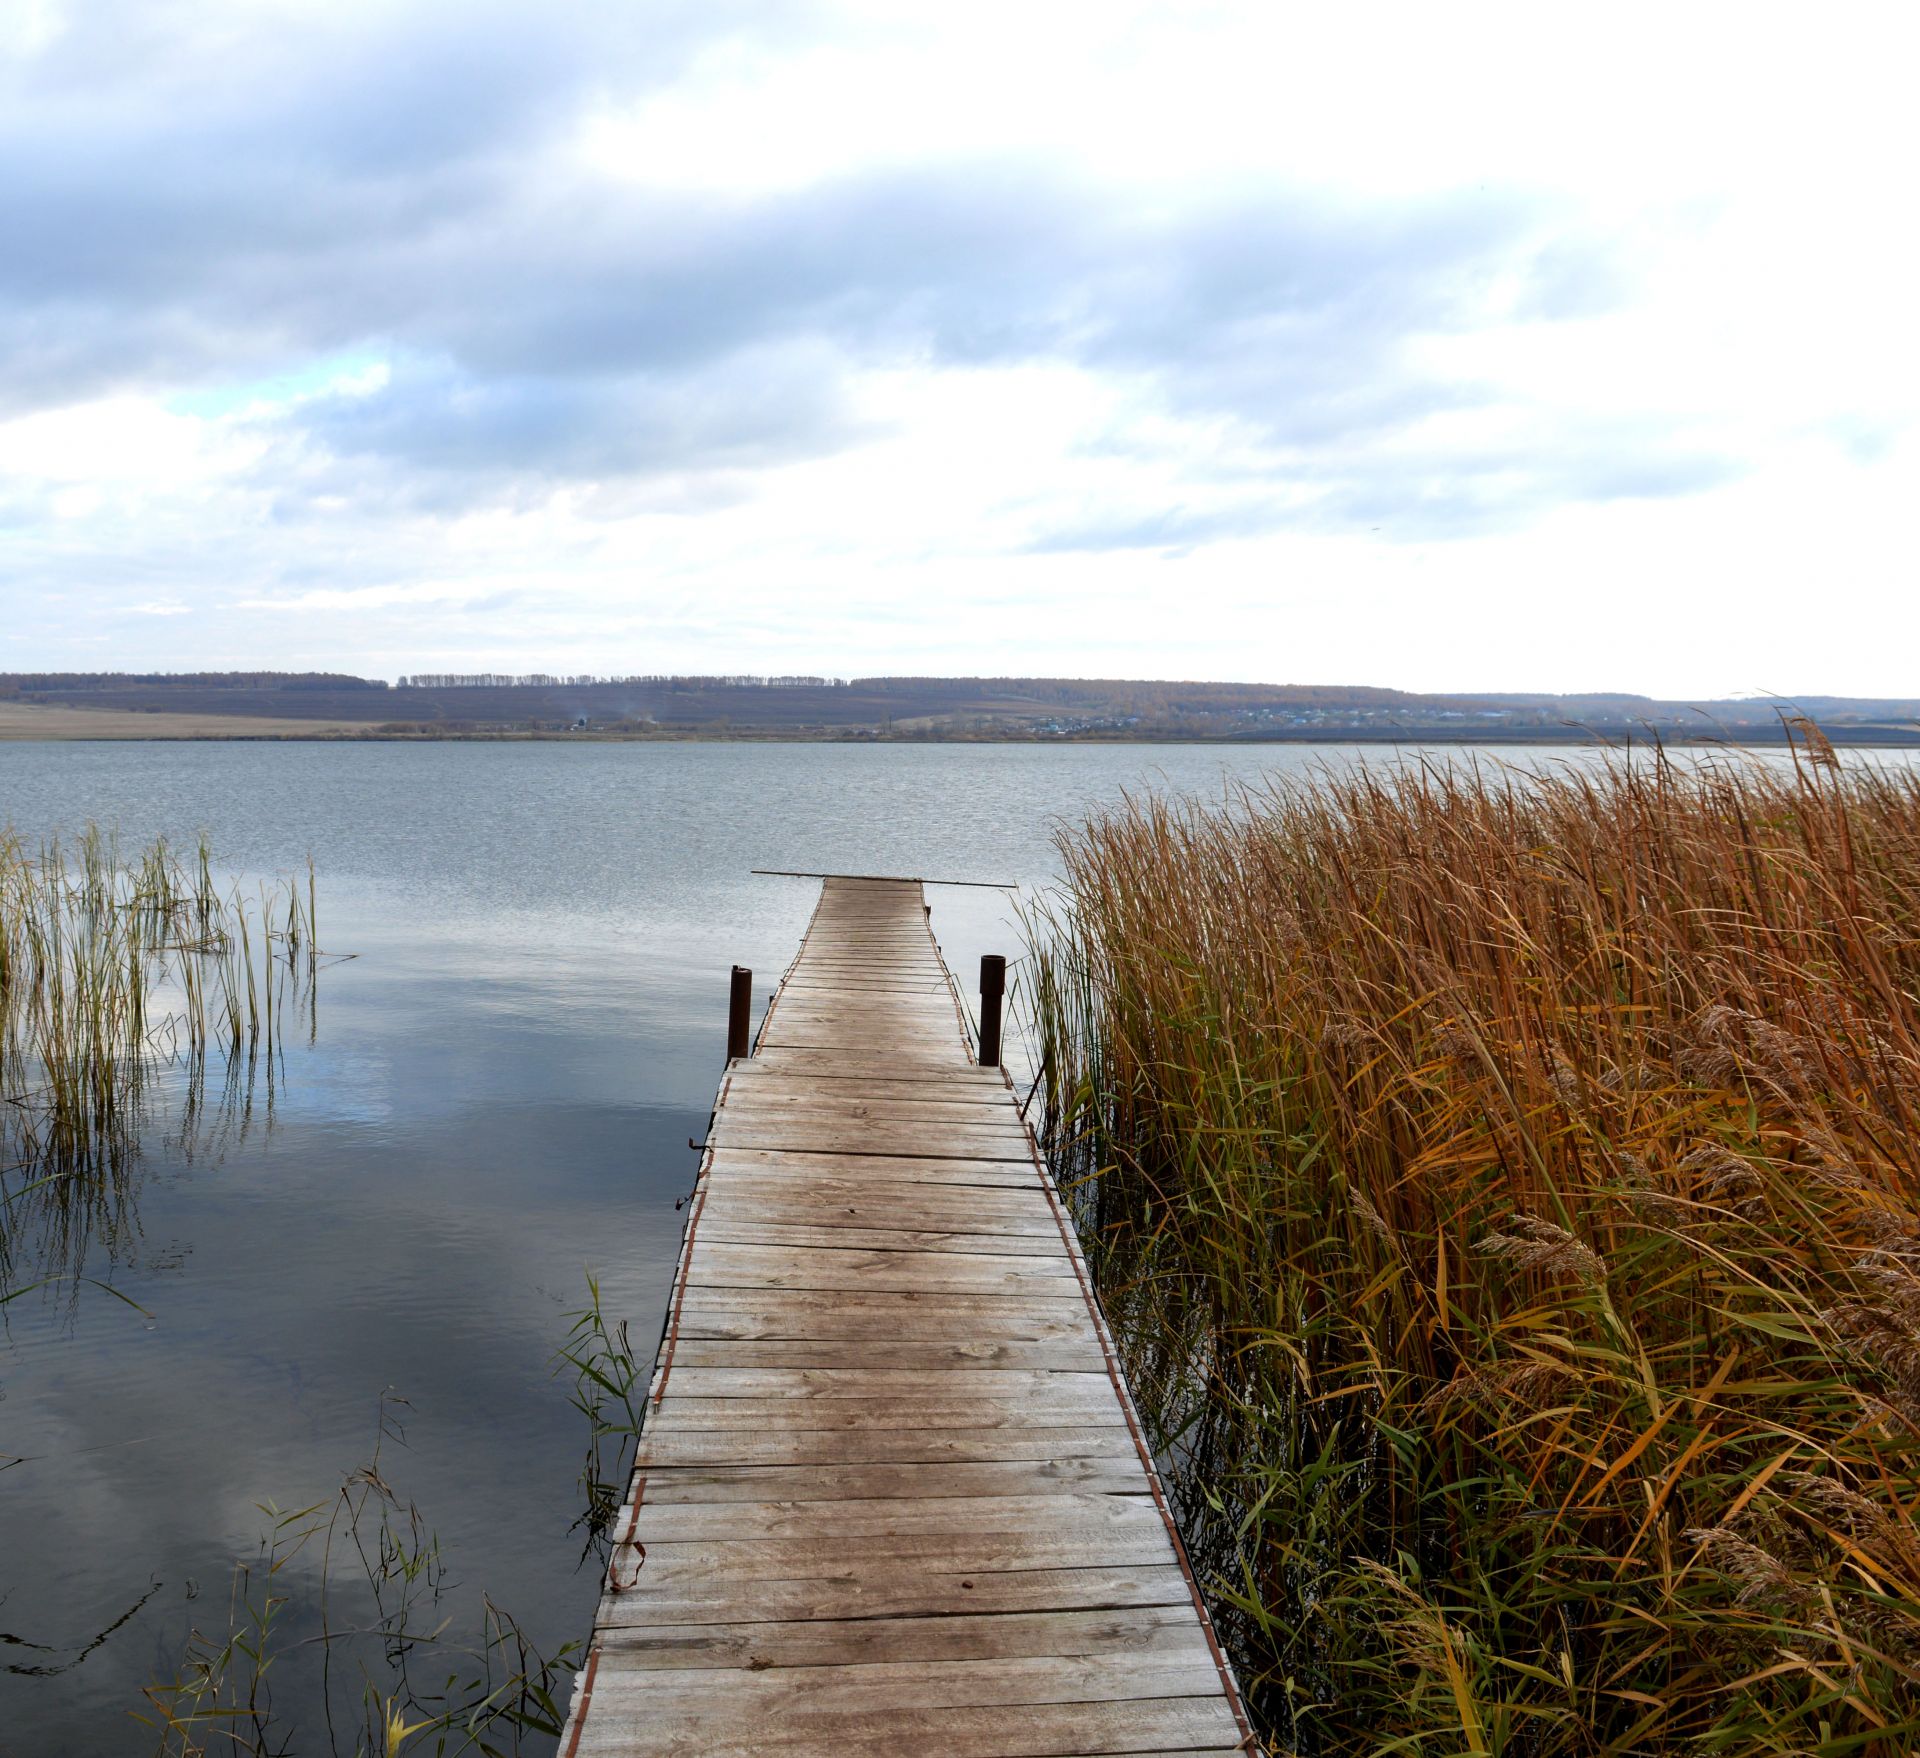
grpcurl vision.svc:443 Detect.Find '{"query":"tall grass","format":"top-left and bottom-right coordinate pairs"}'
top-left (2, 829), bottom-right (319, 1295)
top-left (1028, 751), bottom-right (1920, 1755)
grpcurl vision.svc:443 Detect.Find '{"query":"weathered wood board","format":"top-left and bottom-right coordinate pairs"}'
top-left (560, 876), bottom-right (1255, 1756)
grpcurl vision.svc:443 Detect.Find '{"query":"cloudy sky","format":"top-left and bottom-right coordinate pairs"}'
top-left (2, 1), bottom-right (1914, 693)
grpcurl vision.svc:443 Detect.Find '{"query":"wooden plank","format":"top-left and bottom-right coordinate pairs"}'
top-left (779, 979), bottom-right (956, 996)
top-left (708, 1121), bottom-right (1033, 1161)
top-left (790, 940), bottom-right (938, 952)
top-left (793, 932), bottom-right (936, 941)
top-left (626, 1457), bottom-right (1148, 1504)
top-left (783, 959), bottom-right (945, 969)
top-left (786, 936), bottom-right (944, 947)
top-left (782, 963), bottom-right (947, 975)
top-left (741, 1044), bottom-right (975, 1059)
top-left (810, 915), bottom-right (927, 925)
top-left (760, 1009), bottom-right (962, 1033)
top-left (744, 1032), bottom-right (976, 1057)
top-left (659, 1338), bottom-right (1103, 1371)
top-left (632, 1426), bottom-right (1138, 1468)
top-left (779, 955), bottom-right (952, 967)
top-left (584, 1653), bottom-right (1223, 1712)
top-left (699, 1174), bottom-right (1058, 1222)
top-left (772, 980), bottom-right (948, 996)
top-left (645, 1367), bottom-right (1116, 1401)
top-left (702, 1172), bottom-right (1050, 1207)
top-left (696, 1219), bottom-right (1067, 1256)
top-left (695, 1197), bottom-right (1052, 1235)
top-left (747, 1050), bottom-right (1003, 1082)
top-left (783, 954), bottom-right (936, 967)
top-left (783, 953), bottom-right (939, 967)
top-left (739, 1069), bottom-right (1004, 1090)
top-left (764, 1000), bottom-right (958, 1020)
top-left (686, 1241), bottom-right (1083, 1295)
top-left (646, 1395), bottom-right (1122, 1434)
top-left (713, 1111), bottom-right (1031, 1147)
top-left (729, 1060), bottom-right (996, 1080)
top-left (673, 1287), bottom-right (1098, 1343)
top-left (755, 1032), bottom-right (971, 1056)
top-left (575, 1697), bottom-right (1241, 1758)
top-left (616, 1529), bottom-right (1173, 1579)
top-left (590, 1604), bottom-right (1212, 1669)
top-left (621, 1492), bottom-right (1161, 1541)
top-left (705, 1147), bottom-right (1044, 1185)
top-left (794, 951), bottom-right (943, 959)
top-left (724, 1073), bottom-right (1013, 1105)
top-left (593, 1558), bottom-right (1191, 1622)
top-left (646, 1392), bottom-right (1121, 1431)
top-left (718, 1092), bottom-right (1026, 1125)
top-left (794, 949), bottom-right (940, 958)
top-left (775, 983), bottom-right (950, 994)
top-left (700, 1178), bottom-right (1058, 1222)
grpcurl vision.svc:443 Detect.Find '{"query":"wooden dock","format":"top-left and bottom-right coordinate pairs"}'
top-left (560, 876), bottom-right (1256, 1756)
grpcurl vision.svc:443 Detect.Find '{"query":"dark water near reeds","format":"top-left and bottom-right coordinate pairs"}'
top-left (2, 739), bottom-right (1909, 1755)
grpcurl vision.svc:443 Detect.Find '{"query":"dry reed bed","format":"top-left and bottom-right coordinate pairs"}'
top-left (1029, 753), bottom-right (1920, 1755)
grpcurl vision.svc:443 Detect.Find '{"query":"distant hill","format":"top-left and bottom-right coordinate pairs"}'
top-left (2, 671), bottom-right (1915, 743)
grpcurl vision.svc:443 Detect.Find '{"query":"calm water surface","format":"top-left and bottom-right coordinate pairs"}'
top-left (1, 739), bottom-right (1892, 1754)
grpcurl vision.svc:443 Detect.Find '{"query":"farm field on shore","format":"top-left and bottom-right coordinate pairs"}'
top-left (0, 701), bottom-right (384, 739)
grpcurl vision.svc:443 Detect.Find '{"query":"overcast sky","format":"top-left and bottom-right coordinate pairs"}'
top-left (2, 1), bottom-right (1914, 694)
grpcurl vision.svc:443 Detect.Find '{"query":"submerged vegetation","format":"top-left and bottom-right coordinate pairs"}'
top-left (136, 1392), bottom-right (578, 1758)
top-left (1030, 751), bottom-right (1920, 1754)
top-left (126, 1283), bottom-right (637, 1754)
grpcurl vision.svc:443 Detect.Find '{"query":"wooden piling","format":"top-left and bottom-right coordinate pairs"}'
top-left (977, 952), bottom-right (1006, 1067)
top-left (726, 964), bottom-right (752, 1062)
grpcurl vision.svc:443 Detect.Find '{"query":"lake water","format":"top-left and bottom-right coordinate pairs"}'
top-left (2, 738), bottom-right (1903, 1754)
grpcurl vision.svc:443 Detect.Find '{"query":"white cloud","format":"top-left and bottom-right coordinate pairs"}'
top-left (2, 0), bottom-right (1915, 691)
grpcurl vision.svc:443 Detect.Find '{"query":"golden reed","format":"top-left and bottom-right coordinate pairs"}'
top-left (1029, 749), bottom-right (1920, 1754)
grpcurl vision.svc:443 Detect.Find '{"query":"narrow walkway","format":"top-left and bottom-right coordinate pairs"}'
top-left (561, 877), bottom-right (1255, 1756)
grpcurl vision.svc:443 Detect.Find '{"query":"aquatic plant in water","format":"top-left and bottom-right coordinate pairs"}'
top-left (134, 1282), bottom-right (641, 1757)
top-left (553, 1271), bottom-right (644, 1556)
top-left (1028, 748), bottom-right (1920, 1755)
top-left (134, 1392), bottom-right (578, 1758)
top-left (0, 827), bottom-right (321, 1298)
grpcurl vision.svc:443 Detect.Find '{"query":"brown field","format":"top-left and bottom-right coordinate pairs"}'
top-left (0, 701), bottom-right (384, 740)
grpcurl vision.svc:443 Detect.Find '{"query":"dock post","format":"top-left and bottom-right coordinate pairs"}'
top-left (727, 965), bottom-right (753, 1061)
top-left (978, 954), bottom-right (1006, 1066)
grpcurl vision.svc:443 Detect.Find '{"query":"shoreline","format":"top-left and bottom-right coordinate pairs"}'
top-left (5, 699), bottom-right (1916, 750)
top-left (4, 724), bottom-right (1918, 751)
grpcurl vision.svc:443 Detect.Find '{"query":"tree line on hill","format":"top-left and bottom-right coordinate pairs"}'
top-left (394, 674), bottom-right (847, 689)
top-left (0, 671), bottom-right (387, 695)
